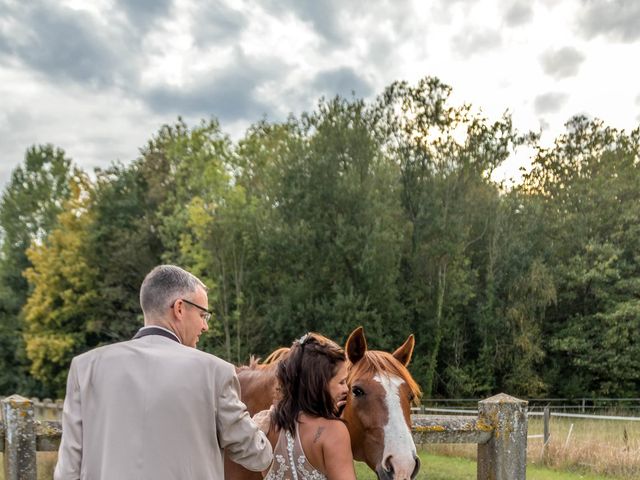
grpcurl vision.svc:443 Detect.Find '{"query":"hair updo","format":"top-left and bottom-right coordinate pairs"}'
top-left (273, 332), bottom-right (345, 433)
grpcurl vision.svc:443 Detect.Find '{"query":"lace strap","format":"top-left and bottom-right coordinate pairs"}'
top-left (286, 430), bottom-right (300, 480)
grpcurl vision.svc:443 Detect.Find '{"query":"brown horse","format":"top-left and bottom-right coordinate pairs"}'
top-left (235, 348), bottom-right (289, 415)
top-left (225, 327), bottom-right (421, 480)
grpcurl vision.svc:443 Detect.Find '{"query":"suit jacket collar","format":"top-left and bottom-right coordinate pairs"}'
top-left (133, 326), bottom-right (180, 343)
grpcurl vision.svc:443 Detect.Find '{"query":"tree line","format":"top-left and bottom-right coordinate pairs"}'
top-left (1, 77), bottom-right (639, 399)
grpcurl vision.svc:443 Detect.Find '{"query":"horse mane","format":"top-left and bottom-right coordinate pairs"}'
top-left (237, 347), bottom-right (290, 371)
top-left (347, 350), bottom-right (422, 405)
top-left (263, 347), bottom-right (290, 364)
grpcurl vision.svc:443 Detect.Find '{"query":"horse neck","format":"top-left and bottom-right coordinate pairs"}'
top-left (237, 363), bottom-right (279, 415)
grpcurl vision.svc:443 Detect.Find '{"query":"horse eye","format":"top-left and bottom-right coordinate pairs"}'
top-left (352, 386), bottom-right (365, 397)
top-left (408, 392), bottom-right (415, 402)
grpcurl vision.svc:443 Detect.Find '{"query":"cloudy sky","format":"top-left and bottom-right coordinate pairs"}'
top-left (1, 0), bottom-right (639, 188)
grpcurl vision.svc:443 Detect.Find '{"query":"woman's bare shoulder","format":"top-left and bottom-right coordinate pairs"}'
top-left (298, 415), bottom-right (350, 445)
top-left (315, 417), bottom-right (350, 443)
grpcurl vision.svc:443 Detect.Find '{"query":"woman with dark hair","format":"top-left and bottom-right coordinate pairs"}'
top-left (260, 332), bottom-right (356, 480)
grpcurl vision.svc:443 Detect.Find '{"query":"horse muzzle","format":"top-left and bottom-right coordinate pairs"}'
top-left (375, 454), bottom-right (421, 480)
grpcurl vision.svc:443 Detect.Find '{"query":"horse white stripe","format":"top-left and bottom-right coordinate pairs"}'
top-left (374, 373), bottom-right (417, 479)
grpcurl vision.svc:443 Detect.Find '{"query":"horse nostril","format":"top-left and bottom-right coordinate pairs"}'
top-left (383, 455), bottom-right (394, 473)
top-left (410, 454), bottom-right (421, 479)
top-left (375, 461), bottom-right (394, 480)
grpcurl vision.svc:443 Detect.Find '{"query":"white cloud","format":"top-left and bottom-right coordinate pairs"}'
top-left (577, 0), bottom-right (640, 43)
top-left (503, 1), bottom-right (534, 27)
top-left (534, 92), bottom-right (569, 114)
top-left (0, 66), bottom-right (168, 189)
top-left (1, 0), bottom-right (639, 188)
top-left (540, 46), bottom-right (585, 79)
top-left (451, 28), bottom-right (502, 58)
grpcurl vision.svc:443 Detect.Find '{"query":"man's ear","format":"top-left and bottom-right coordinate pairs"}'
top-left (171, 299), bottom-right (184, 321)
top-left (345, 326), bottom-right (367, 364)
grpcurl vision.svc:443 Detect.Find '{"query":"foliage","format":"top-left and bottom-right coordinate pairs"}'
top-left (376, 77), bottom-right (532, 395)
top-left (253, 97), bottom-right (406, 350)
top-left (2, 80), bottom-right (639, 399)
top-left (22, 175), bottom-right (97, 395)
top-left (522, 117), bottom-right (640, 396)
top-left (0, 145), bottom-right (76, 395)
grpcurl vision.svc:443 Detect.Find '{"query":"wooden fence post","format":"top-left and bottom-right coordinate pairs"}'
top-left (543, 406), bottom-right (550, 444)
top-left (543, 406), bottom-right (551, 442)
top-left (1, 395), bottom-right (37, 480)
top-left (477, 393), bottom-right (528, 480)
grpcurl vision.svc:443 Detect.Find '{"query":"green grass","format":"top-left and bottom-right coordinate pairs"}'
top-left (354, 452), bottom-right (627, 479)
top-left (0, 450), bottom-right (629, 480)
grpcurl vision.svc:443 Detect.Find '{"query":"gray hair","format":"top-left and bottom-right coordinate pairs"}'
top-left (140, 265), bottom-right (207, 318)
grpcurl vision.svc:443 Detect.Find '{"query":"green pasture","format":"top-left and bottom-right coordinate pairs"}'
top-left (355, 452), bottom-right (627, 480)
top-left (0, 451), bottom-right (625, 480)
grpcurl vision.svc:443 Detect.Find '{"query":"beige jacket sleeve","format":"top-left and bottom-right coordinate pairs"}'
top-left (216, 366), bottom-right (273, 471)
top-left (54, 358), bottom-right (83, 480)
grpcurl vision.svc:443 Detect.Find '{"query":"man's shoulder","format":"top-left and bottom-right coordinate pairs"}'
top-left (70, 340), bottom-right (133, 365)
top-left (160, 343), bottom-right (233, 370)
top-left (71, 339), bottom-right (235, 373)
top-left (73, 340), bottom-right (125, 358)
top-left (190, 348), bottom-right (235, 370)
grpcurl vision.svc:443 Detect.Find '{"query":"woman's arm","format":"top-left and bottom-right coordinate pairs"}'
top-left (322, 421), bottom-right (356, 480)
top-left (251, 408), bottom-right (278, 478)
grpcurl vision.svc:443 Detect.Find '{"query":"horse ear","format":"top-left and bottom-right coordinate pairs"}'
top-left (392, 334), bottom-right (415, 366)
top-left (345, 326), bottom-right (367, 364)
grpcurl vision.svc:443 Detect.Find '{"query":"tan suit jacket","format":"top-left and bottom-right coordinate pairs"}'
top-left (54, 334), bottom-right (272, 479)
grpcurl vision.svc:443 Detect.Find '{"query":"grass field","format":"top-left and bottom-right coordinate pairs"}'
top-left (355, 454), bottom-right (629, 479)
top-left (529, 414), bottom-right (640, 478)
top-left (1, 450), bottom-right (629, 480)
top-left (356, 453), bottom-right (628, 480)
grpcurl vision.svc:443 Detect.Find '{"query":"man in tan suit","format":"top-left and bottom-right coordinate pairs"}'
top-left (54, 265), bottom-right (272, 479)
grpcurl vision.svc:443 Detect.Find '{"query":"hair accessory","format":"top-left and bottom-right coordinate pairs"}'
top-left (298, 333), bottom-right (310, 345)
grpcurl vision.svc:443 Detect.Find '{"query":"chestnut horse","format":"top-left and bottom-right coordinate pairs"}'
top-left (225, 327), bottom-right (422, 480)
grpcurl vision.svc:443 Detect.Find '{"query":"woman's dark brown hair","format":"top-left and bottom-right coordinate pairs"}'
top-left (273, 332), bottom-right (345, 434)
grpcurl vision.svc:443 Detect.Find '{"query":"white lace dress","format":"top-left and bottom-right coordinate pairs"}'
top-left (264, 422), bottom-right (327, 480)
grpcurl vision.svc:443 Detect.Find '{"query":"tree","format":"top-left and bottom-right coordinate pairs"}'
top-left (377, 77), bottom-right (528, 396)
top-left (522, 117), bottom-right (640, 396)
top-left (231, 120), bottom-right (305, 357)
top-left (22, 175), bottom-right (97, 396)
top-left (250, 97), bottom-right (406, 351)
top-left (147, 119), bottom-right (237, 360)
top-left (0, 144), bottom-right (75, 394)
top-left (83, 163), bottom-right (165, 343)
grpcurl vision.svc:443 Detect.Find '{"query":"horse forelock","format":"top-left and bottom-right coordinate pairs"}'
top-left (347, 350), bottom-right (422, 405)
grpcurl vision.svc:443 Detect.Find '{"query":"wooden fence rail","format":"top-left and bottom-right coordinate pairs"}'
top-left (1, 392), bottom-right (528, 480)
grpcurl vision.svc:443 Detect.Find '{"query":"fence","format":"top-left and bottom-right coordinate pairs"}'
top-left (0, 397), bottom-right (62, 422)
top-left (419, 397), bottom-right (640, 414)
top-left (1, 392), bottom-right (529, 480)
top-left (416, 401), bottom-right (640, 459)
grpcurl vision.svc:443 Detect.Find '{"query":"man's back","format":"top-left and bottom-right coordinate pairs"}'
top-left (55, 334), bottom-right (270, 479)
